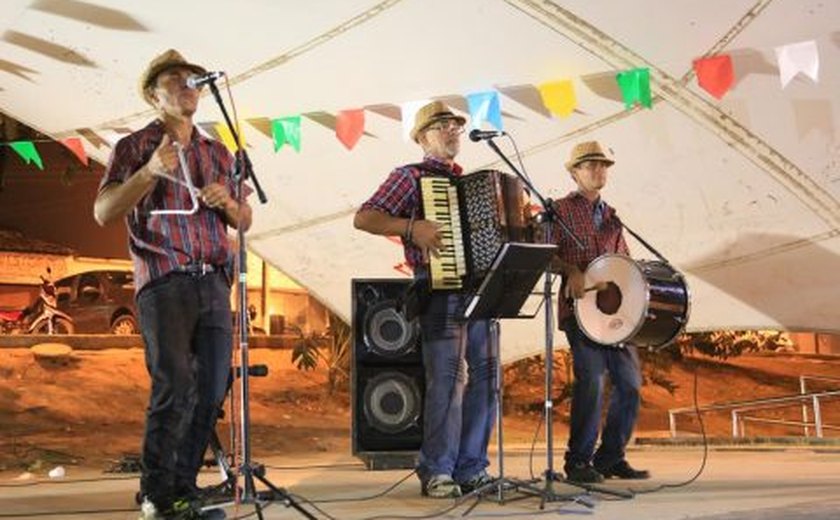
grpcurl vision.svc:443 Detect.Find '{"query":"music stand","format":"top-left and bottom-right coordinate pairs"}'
top-left (459, 242), bottom-right (560, 510)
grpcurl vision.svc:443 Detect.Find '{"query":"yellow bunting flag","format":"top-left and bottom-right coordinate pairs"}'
top-left (537, 80), bottom-right (577, 117)
top-left (214, 122), bottom-right (245, 153)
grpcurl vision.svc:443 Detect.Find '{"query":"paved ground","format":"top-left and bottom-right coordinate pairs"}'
top-left (1, 445), bottom-right (839, 519)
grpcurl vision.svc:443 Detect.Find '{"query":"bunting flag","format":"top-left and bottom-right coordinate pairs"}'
top-left (392, 262), bottom-right (413, 277)
top-left (336, 109), bottom-right (365, 150)
top-left (0, 37), bottom-right (822, 173)
top-left (59, 137), bottom-right (88, 166)
top-left (537, 80), bottom-right (577, 117)
top-left (271, 116), bottom-right (301, 152)
top-left (616, 67), bottom-right (652, 109)
top-left (400, 99), bottom-right (431, 142)
top-left (775, 40), bottom-right (819, 88)
top-left (693, 55), bottom-right (734, 99)
top-left (466, 91), bottom-right (503, 130)
top-left (214, 122), bottom-right (245, 153)
top-left (8, 141), bottom-right (44, 170)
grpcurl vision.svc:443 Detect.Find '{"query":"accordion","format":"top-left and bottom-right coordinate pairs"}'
top-left (420, 169), bottom-right (531, 291)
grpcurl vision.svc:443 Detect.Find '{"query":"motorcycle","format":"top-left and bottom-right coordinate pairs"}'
top-left (0, 268), bottom-right (74, 335)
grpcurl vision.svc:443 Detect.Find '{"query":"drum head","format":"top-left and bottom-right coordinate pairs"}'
top-left (575, 254), bottom-right (648, 346)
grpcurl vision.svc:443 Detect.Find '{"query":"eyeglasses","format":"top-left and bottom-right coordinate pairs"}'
top-left (577, 161), bottom-right (610, 171)
top-left (425, 120), bottom-right (465, 134)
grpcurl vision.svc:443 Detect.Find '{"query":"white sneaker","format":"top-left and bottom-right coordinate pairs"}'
top-left (138, 497), bottom-right (163, 520)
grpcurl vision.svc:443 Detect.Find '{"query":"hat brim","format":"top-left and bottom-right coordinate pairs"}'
top-left (565, 155), bottom-right (615, 173)
top-left (411, 113), bottom-right (467, 142)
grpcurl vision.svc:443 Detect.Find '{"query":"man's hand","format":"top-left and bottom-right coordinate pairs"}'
top-left (563, 267), bottom-right (586, 300)
top-left (145, 134), bottom-right (178, 180)
top-left (199, 182), bottom-right (234, 211)
top-left (410, 219), bottom-right (443, 263)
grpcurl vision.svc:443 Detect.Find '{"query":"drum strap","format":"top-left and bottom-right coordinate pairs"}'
top-left (618, 218), bottom-right (672, 265)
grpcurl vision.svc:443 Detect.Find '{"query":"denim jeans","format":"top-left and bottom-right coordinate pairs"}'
top-left (415, 284), bottom-right (497, 484)
top-left (136, 271), bottom-right (232, 504)
top-left (563, 319), bottom-right (641, 470)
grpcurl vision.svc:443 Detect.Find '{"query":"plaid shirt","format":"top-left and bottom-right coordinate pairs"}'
top-left (551, 190), bottom-right (629, 326)
top-left (99, 120), bottom-right (237, 293)
top-left (360, 156), bottom-right (463, 269)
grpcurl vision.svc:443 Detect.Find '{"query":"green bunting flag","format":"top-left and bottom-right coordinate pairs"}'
top-left (616, 68), bottom-right (652, 110)
top-left (8, 141), bottom-right (44, 170)
top-left (271, 116), bottom-right (302, 152)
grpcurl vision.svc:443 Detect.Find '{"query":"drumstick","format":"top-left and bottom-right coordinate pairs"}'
top-left (584, 281), bottom-right (609, 292)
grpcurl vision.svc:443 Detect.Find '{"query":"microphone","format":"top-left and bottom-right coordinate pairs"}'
top-left (469, 128), bottom-right (506, 142)
top-left (185, 71), bottom-right (225, 89)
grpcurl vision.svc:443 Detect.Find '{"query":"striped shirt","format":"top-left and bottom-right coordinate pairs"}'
top-left (99, 119), bottom-right (237, 293)
top-left (360, 156), bottom-right (463, 269)
top-left (551, 190), bottom-right (629, 326)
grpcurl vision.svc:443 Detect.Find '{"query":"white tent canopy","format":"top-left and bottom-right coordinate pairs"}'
top-left (2, 0), bottom-right (838, 361)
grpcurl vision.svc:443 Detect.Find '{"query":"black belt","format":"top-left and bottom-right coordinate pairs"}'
top-left (174, 263), bottom-right (220, 276)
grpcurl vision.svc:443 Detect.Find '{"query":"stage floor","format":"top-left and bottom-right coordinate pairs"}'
top-left (2, 445), bottom-right (839, 519)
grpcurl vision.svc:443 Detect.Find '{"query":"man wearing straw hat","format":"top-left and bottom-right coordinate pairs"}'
top-left (354, 101), bottom-right (497, 499)
top-left (549, 141), bottom-right (649, 484)
top-left (94, 49), bottom-right (251, 519)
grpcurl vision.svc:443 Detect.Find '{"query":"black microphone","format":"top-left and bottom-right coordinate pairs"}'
top-left (469, 128), bottom-right (506, 142)
top-left (185, 71), bottom-right (225, 89)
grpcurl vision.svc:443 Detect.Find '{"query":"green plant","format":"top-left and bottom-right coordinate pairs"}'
top-left (676, 330), bottom-right (793, 360)
top-left (289, 312), bottom-right (351, 395)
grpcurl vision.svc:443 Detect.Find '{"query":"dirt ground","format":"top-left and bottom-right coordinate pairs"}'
top-left (1, 346), bottom-right (839, 477)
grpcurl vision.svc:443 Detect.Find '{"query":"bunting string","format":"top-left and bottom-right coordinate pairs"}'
top-left (0, 38), bottom-right (822, 170)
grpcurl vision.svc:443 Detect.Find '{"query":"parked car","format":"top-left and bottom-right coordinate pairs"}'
top-left (54, 270), bottom-right (138, 334)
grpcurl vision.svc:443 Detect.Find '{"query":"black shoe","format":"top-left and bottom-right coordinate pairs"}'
top-left (563, 462), bottom-right (604, 484)
top-left (596, 459), bottom-right (650, 480)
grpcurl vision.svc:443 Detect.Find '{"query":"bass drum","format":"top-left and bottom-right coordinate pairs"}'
top-left (574, 254), bottom-right (690, 349)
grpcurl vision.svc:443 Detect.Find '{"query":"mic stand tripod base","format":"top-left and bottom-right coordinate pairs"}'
top-left (544, 470), bottom-right (635, 501)
top-left (236, 460), bottom-right (317, 520)
top-left (458, 477), bottom-right (540, 516)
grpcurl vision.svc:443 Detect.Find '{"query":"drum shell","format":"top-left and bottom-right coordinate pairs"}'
top-left (575, 254), bottom-right (690, 349)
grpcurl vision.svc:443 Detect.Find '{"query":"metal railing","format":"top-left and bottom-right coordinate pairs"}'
top-left (668, 375), bottom-right (840, 438)
top-left (799, 375), bottom-right (840, 436)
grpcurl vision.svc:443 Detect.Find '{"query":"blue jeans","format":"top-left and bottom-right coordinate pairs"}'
top-left (563, 319), bottom-right (641, 470)
top-left (416, 286), bottom-right (497, 484)
top-left (136, 271), bottom-right (232, 504)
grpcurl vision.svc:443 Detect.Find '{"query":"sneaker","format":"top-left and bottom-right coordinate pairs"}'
top-left (138, 496), bottom-right (225, 520)
top-left (563, 462), bottom-right (604, 484)
top-left (596, 459), bottom-right (650, 480)
top-left (421, 474), bottom-right (462, 499)
top-left (138, 497), bottom-right (163, 520)
top-left (459, 470), bottom-right (495, 494)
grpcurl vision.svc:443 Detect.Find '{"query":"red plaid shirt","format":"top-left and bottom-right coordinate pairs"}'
top-left (360, 156), bottom-right (463, 269)
top-left (551, 190), bottom-right (629, 326)
top-left (99, 120), bottom-right (237, 293)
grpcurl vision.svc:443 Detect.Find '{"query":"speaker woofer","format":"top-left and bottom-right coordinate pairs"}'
top-left (362, 371), bottom-right (421, 434)
top-left (363, 300), bottom-right (419, 358)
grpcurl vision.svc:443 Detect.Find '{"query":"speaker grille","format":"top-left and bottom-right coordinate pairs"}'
top-left (362, 371), bottom-right (422, 434)
top-left (364, 301), bottom-right (419, 358)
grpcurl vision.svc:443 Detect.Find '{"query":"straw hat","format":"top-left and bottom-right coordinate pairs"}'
top-left (138, 49), bottom-right (206, 105)
top-left (565, 141), bottom-right (615, 172)
top-left (410, 101), bottom-right (467, 142)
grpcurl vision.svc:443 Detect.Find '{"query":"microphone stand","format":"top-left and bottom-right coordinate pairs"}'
top-left (478, 136), bottom-right (591, 506)
top-left (206, 80), bottom-right (315, 520)
top-left (479, 136), bottom-right (631, 506)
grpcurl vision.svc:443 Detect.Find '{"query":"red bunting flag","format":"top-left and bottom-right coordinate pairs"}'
top-left (59, 137), bottom-right (89, 166)
top-left (336, 109), bottom-right (365, 150)
top-left (693, 55), bottom-right (734, 100)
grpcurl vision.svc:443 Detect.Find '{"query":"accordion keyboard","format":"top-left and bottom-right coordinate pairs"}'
top-left (420, 177), bottom-right (467, 290)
